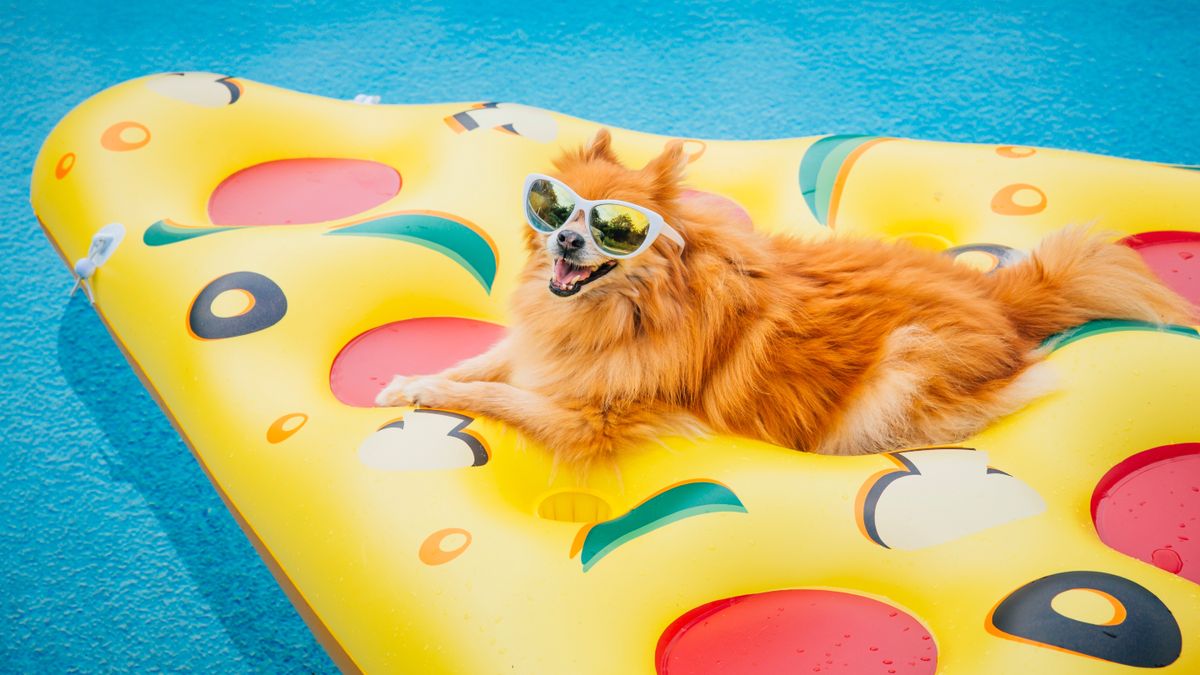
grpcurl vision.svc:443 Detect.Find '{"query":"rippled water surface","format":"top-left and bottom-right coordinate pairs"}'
top-left (2, 1), bottom-right (1196, 670)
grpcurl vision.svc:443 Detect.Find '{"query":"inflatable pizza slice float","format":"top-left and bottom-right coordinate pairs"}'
top-left (31, 72), bottom-right (1200, 673)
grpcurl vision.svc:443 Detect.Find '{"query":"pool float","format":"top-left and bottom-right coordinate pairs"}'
top-left (31, 72), bottom-right (1200, 673)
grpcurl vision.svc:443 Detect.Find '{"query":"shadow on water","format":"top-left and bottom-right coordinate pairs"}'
top-left (56, 294), bottom-right (333, 673)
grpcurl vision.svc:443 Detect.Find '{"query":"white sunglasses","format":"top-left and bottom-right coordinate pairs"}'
top-left (522, 173), bottom-right (685, 258)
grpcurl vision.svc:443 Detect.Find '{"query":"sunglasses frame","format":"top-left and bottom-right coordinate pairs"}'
top-left (522, 173), bottom-right (685, 259)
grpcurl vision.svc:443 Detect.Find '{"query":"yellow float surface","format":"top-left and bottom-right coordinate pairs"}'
top-left (31, 73), bottom-right (1200, 674)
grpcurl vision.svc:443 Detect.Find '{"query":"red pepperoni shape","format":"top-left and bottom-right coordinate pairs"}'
top-left (1120, 231), bottom-right (1200, 308)
top-left (330, 317), bottom-right (505, 407)
top-left (656, 589), bottom-right (936, 675)
top-left (208, 158), bottom-right (400, 225)
top-left (1092, 443), bottom-right (1200, 584)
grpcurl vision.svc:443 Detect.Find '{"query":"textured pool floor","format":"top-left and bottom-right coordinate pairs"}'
top-left (2, 1), bottom-right (1198, 671)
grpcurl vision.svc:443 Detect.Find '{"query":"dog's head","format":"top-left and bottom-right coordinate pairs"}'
top-left (524, 129), bottom-right (689, 300)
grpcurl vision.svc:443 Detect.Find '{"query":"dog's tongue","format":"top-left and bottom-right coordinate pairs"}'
top-left (553, 258), bottom-right (593, 286)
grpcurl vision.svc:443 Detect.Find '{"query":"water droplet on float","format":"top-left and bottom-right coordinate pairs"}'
top-left (1180, 251), bottom-right (1195, 260)
top-left (869, 646), bottom-right (879, 651)
top-left (883, 658), bottom-right (894, 664)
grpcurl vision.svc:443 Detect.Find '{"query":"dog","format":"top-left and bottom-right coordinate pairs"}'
top-left (376, 129), bottom-right (1194, 467)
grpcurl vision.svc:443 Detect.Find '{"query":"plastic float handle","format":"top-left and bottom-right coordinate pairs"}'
top-left (69, 222), bottom-right (125, 304)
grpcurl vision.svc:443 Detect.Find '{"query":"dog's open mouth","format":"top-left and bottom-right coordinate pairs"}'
top-left (549, 258), bottom-right (618, 297)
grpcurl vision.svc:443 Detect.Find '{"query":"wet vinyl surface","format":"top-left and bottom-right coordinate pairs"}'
top-left (2, 1), bottom-right (1198, 671)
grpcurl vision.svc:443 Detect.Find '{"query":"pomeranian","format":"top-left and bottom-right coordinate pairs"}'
top-left (376, 129), bottom-right (1193, 466)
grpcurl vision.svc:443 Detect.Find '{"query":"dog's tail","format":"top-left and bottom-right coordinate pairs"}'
top-left (987, 225), bottom-right (1195, 342)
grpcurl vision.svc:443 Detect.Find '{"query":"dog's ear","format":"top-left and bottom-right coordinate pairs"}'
top-left (582, 128), bottom-right (617, 163)
top-left (642, 140), bottom-right (688, 195)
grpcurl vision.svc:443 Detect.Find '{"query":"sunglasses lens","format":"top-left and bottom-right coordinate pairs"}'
top-left (526, 179), bottom-right (576, 232)
top-left (589, 204), bottom-right (652, 255)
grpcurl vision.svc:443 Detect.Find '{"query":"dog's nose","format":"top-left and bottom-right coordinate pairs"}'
top-left (557, 230), bottom-right (585, 251)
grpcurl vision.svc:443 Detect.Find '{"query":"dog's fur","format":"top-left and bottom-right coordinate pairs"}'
top-left (377, 130), bottom-right (1195, 467)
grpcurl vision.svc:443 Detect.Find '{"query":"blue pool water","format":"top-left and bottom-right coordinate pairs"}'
top-left (2, 1), bottom-right (1197, 670)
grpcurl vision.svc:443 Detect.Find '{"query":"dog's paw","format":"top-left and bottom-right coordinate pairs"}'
top-left (375, 375), bottom-right (415, 407)
top-left (400, 376), bottom-right (457, 409)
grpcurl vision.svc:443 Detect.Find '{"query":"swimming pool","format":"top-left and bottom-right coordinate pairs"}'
top-left (3, 1), bottom-right (1198, 671)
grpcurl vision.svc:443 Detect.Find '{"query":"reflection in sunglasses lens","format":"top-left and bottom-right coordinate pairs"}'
top-left (527, 179), bottom-right (576, 232)
top-left (590, 204), bottom-right (650, 255)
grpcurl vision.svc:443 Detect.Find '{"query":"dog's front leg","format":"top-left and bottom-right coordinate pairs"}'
top-left (400, 379), bottom-right (701, 467)
top-left (375, 338), bottom-right (512, 407)
top-left (398, 379), bottom-right (665, 467)
top-left (437, 337), bottom-right (513, 383)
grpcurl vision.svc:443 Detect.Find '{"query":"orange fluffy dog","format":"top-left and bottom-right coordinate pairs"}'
top-left (377, 130), bottom-right (1193, 466)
